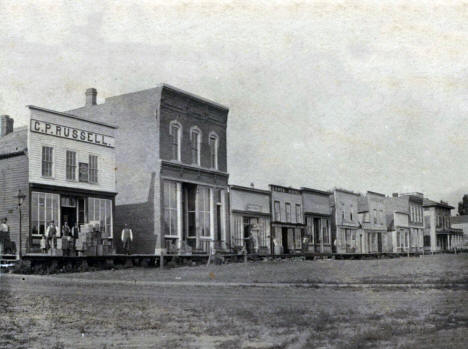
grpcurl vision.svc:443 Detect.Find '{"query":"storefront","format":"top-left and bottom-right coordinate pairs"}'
top-left (26, 106), bottom-right (117, 255)
top-left (229, 185), bottom-right (271, 254)
top-left (270, 185), bottom-right (305, 254)
top-left (301, 187), bottom-right (332, 254)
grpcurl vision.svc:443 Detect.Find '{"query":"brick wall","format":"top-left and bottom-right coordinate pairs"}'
top-left (67, 88), bottom-right (161, 254)
top-left (159, 88), bottom-right (228, 172)
top-left (0, 153), bottom-right (29, 255)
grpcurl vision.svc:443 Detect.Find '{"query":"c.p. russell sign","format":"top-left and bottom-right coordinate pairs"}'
top-left (30, 119), bottom-right (115, 148)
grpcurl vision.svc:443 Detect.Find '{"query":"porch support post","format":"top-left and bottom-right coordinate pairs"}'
top-left (209, 188), bottom-right (215, 252)
top-left (176, 182), bottom-right (183, 250)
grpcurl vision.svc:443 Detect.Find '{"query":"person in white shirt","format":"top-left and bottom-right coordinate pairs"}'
top-left (0, 218), bottom-right (10, 255)
top-left (121, 224), bottom-right (133, 255)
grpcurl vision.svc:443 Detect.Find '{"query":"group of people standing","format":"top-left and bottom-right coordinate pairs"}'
top-left (40, 221), bottom-right (80, 255)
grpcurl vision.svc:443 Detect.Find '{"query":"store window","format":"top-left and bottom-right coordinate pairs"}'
top-left (88, 198), bottom-right (113, 237)
top-left (31, 192), bottom-right (59, 236)
top-left (190, 127), bottom-right (201, 166)
top-left (89, 155), bottom-right (98, 183)
top-left (209, 132), bottom-right (218, 169)
top-left (66, 150), bottom-right (76, 181)
top-left (170, 121), bottom-right (181, 161)
top-left (285, 203), bottom-right (291, 223)
top-left (197, 186), bottom-right (211, 237)
top-left (41, 146), bottom-right (53, 177)
top-left (323, 220), bottom-right (330, 244)
top-left (163, 180), bottom-right (178, 237)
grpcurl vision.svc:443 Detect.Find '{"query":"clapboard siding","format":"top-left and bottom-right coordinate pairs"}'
top-left (0, 153), bottom-right (29, 254)
top-left (28, 108), bottom-right (116, 194)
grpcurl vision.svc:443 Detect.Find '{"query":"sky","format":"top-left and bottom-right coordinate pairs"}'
top-left (0, 0), bottom-right (467, 209)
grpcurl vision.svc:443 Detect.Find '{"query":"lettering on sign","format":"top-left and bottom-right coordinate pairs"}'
top-left (271, 185), bottom-right (300, 195)
top-left (30, 119), bottom-right (114, 148)
top-left (246, 204), bottom-right (262, 212)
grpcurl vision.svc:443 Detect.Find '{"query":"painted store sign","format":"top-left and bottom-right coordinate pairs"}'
top-left (30, 119), bottom-right (115, 148)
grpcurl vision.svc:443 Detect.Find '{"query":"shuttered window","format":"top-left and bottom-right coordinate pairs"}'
top-left (41, 146), bottom-right (53, 177)
top-left (66, 151), bottom-right (76, 180)
top-left (89, 155), bottom-right (98, 183)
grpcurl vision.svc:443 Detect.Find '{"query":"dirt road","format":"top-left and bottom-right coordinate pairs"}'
top-left (1, 270), bottom-right (467, 349)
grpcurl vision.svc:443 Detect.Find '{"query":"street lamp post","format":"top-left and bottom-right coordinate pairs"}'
top-left (16, 189), bottom-right (26, 260)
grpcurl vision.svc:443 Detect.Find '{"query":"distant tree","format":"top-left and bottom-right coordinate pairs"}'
top-left (459, 195), bottom-right (468, 216)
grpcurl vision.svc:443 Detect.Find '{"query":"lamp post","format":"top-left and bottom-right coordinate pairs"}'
top-left (16, 189), bottom-right (26, 260)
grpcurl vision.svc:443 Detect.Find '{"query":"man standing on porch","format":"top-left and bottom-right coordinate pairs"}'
top-left (121, 224), bottom-right (133, 255)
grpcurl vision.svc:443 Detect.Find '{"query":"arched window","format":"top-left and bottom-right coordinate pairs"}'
top-left (208, 132), bottom-right (218, 170)
top-left (169, 121), bottom-right (182, 161)
top-left (190, 126), bottom-right (202, 166)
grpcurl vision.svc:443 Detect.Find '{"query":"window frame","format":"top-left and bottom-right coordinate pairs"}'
top-left (190, 126), bottom-right (202, 166)
top-left (66, 150), bottom-right (77, 181)
top-left (274, 201), bottom-right (281, 221)
top-left (169, 121), bottom-right (182, 162)
top-left (41, 146), bottom-right (54, 178)
top-left (88, 154), bottom-right (99, 184)
top-left (295, 204), bottom-right (302, 224)
top-left (285, 202), bottom-right (292, 223)
top-left (208, 132), bottom-right (219, 170)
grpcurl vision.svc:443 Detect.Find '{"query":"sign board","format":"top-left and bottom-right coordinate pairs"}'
top-left (30, 119), bottom-right (114, 148)
top-left (270, 185), bottom-right (301, 195)
top-left (79, 163), bottom-right (89, 183)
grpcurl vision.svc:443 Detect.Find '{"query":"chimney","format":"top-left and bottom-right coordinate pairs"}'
top-left (392, 193), bottom-right (398, 197)
top-left (85, 88), bottom-right (97, 106)
top-left (0, 115), bottom-right (14, 137)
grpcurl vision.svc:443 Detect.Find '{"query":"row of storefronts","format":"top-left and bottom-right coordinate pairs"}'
top-left (0, 85), bottom-right (464, 258)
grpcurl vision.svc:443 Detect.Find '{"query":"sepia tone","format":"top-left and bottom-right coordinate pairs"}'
top-left (1, 1), bottom-right (467, 348)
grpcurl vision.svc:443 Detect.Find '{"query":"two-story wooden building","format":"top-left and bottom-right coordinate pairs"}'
top-left (270, 185), bottom-right (305, 254)
top-left (0, 108), bottom-right (117, 256)
top-left (301, 187), bottom-right (332, 254)
top-left (330, 189), bottom-right (361, 254)
top-left (66, 85), bottom-right (229, 255)
top-left (423, 199), bottom-right (463, 252)
top-left (358, 191), bottom-right (387, 253)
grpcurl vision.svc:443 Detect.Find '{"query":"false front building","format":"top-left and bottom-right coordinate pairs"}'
top-left (423, 199), bottom-right (463, 252)
top-left (66, 85), bottom-right (229, 255)
top-left (0, 108), bottom-right (117, 256)
top-left (270, 185), bottom-right (305, 254)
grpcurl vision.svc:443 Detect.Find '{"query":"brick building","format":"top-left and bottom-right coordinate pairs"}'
top-left (0, 108), bottom-right (117, 256)
top-left (66, 85), bottom-right (229, 255)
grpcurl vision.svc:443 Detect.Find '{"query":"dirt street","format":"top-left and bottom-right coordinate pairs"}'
top-left (1, 255), bottom-right (467, 348)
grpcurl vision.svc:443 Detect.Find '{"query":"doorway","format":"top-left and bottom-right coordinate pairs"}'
top-left (61, 207), bottom-right (77, 231)
top-left (281, 227), bottom-right (289, 254)
top-left (377, 233), bottom-right (383, 253)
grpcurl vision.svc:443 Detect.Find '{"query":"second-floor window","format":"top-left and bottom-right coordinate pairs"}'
top-left (274, 201), bottom-right (281, 221)
top-left (285, 203), bottom-right (291, 222)
top-left (190, 127), bottom-right (201, 165)
top-left (89, 155), bottom-right (98, 183)
top-left (295, 204), bottom-right (302, 223)
top-left (66, 150), bottom-right (76, 180)
top-left (209, 133), bottom-right (218, 169)
top-left (41, 146), bottom-right (53, 177)
top-left (170, 122), bottom-right (181, 161)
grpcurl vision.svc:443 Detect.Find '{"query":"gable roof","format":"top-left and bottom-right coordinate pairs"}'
top-left (0, 127), bottom-right (28, 157)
